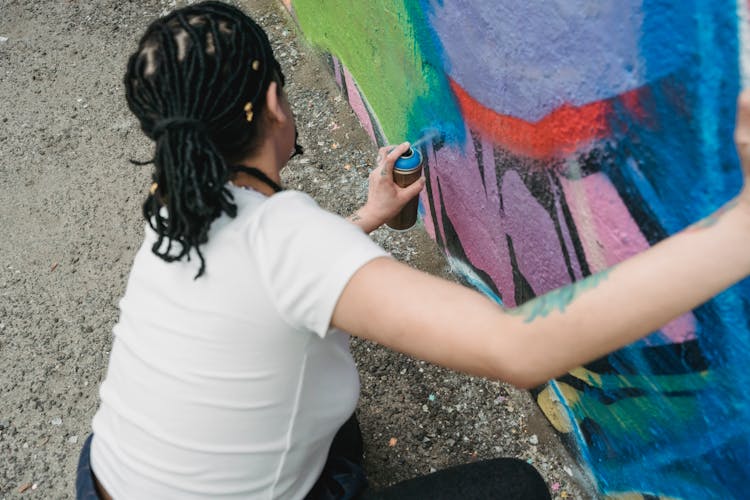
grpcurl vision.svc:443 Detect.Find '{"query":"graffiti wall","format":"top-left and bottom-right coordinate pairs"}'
top-left (287, 0), bottom-right (750, 498)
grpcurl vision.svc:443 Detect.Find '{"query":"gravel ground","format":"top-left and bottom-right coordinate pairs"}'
top-left (0, 0), bottom-right (591, 497)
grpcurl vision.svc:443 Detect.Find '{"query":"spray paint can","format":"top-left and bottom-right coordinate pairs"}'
top-left (386, 147), bottom-right (423, 230)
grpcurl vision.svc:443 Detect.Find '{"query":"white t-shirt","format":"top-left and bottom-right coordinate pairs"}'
top-left (90, 186), bottom-right (388, 499)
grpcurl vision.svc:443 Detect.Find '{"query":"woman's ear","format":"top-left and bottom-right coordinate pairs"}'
top-left (264, 81), bottom-right (288, 125)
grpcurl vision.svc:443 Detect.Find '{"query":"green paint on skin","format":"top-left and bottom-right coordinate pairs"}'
top-left (508, 269), bottom-right (613, 323)
top-left (291, 0), bottom-right (463, 144)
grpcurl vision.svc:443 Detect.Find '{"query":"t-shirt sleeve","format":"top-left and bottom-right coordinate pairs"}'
top-left (249, 191), bottom-right (390, 337)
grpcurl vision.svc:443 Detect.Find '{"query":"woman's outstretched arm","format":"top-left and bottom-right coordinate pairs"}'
top-left (332, 92), bottom-right (750, 388)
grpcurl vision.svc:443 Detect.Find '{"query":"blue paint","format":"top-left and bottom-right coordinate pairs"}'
top-left (562, 1), bottom-right (750, 497)
top-left (401, 0), bottom-right (466, 147)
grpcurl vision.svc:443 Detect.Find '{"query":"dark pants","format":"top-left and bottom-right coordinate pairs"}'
top-left (361, 458), bottom-right (551, 500)
top-left (76, 434), bottom-right (101, 500)
top-left (77, 415), bottom-right (550, 500)
top-left (312, 414), bottom-right (551, 500)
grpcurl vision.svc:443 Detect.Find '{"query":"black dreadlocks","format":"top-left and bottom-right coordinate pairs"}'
top-left (124, 1), bottom-right (285, 278)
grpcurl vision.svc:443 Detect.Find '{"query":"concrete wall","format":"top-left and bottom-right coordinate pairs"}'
top-left (287, 1), bottom-right (750, 498)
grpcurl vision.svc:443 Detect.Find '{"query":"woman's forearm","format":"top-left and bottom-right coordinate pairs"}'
top-left (502, 196), bottom-right (750, 387)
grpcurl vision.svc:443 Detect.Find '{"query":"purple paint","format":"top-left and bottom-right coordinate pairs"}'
top-left (501, 170), bottom-right (572, 295)
top-left (425, 0), bottom-right (650, 120)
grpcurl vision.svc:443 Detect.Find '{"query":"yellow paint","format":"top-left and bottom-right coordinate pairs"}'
top-left (536, 384), bottom-right (578, 433)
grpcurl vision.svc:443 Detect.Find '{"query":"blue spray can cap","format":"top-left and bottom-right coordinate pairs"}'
top-left (394, 147), bottom-right (422, 172)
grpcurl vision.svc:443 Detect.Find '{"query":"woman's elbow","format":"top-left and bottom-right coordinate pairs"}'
top-left (484, 341), bottom-right (550, 389)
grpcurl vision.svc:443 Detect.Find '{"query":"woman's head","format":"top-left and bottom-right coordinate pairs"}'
top-left (125, 1), bottom-right (284, 277)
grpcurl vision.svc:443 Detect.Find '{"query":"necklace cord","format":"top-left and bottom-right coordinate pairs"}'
top-left (229, 165), bottom-right (283, 193)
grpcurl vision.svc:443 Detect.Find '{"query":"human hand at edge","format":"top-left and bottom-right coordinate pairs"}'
top-left (735, 90), bottom-right (750, 208)
top-left (348, 142), bottom-right (426, 233)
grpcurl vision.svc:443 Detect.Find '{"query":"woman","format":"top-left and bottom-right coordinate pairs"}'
top-left (77, 1), bottom-right (750, 499)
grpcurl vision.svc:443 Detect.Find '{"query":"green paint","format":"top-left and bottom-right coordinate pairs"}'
top-left (508, 269), bottom-right (613, 323)
top-left (578, 368), bottom-right (712, 394)
top-left (291, 0), bottom-right (463, 144)
top-left (568, 387), bottom-right (701, 445)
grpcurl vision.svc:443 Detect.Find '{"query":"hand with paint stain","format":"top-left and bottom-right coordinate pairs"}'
top-left (347, 142), bottom-right (425, 233)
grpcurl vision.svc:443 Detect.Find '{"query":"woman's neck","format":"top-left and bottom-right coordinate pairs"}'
top-left (232, 147), bottom-right (284, 195)
top-left (231, 169), bottom-right (280, 196)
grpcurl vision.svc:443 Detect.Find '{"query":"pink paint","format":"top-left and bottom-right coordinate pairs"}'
top-left (342, 67), bottom-right (376, 143)
top-left (559, 172), bottom-right (695, 344)
top-left (424, 142), bottom-right (446, 244)
top-left (429, 139), bottom-right (586, 306)
top-left (480, 134), bottom-right (500, 213)
top-left (553, 186), bottom-right (584, 282)
top-left (559, 173), bottom-right (641, 271)
top-left (659, 315), bottom-right (696, 344)
top-left (432, 143), bottom-right (516, 302)
top-left (501, 170), bottom-right (574, 294)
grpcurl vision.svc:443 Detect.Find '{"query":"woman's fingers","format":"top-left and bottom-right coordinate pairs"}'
top-left (380, 142), bottom-right (411, 177)
top-left (736, 90), bottom-right (750, 177)
top-left (386, 142), bottom-right (411, 163)
top-left (399, 177), bottom-right (426, 201)
top-left (376, 146), bottom-right (390, 164)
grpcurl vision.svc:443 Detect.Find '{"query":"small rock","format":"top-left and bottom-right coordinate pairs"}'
top-left (67, 435), bottom-right (79, 444)
top-left (0, 37), bottom-right (8, 43)
top-left (563, 465), bottom-right (573, 477)
top-left (50, 417), bottom-right (62, 426)
top-left (0, 419), bottom-right (9, 430)
top-left (529, 434), bottom-right (539, 445)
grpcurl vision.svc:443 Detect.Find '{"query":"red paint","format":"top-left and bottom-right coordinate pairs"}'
top-left (450, 79), bottom-right (645, 159)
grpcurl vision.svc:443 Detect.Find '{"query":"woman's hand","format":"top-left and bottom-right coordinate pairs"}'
top-left (347, 142), bottom-right (426, 233)
top-left (735, 90), bottom-right (750, 207)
